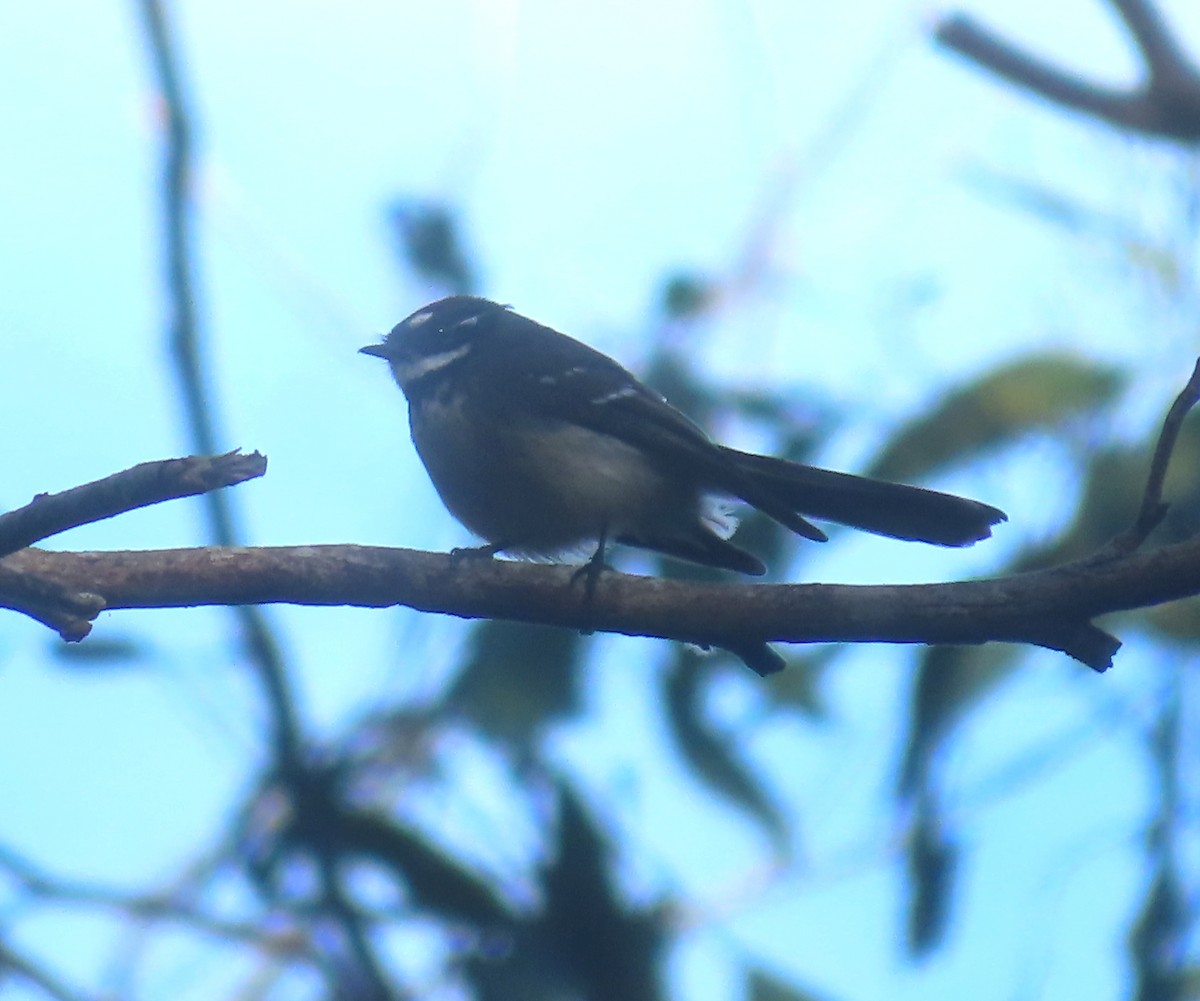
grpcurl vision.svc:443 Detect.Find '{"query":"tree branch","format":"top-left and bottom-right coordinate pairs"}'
top-left (0, 562), bottom-right (104, 641)
top-left (0, 451), bottom-right (266, 559)
top-left (5, 347), bottom-right (1200, 677)
top-left (935, 5), bottom-right (1200, 142)
top-left (10, 536), bottom-right (1200, 672)
top-left (0, 452), bottom-right (263, 640)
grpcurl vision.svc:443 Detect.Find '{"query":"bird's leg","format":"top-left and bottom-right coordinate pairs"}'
top-left (570, 523), bottom-right (612, 630)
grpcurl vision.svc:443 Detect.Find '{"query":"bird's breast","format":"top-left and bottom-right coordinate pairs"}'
top-left (409, 395), bottom-right (689, 553)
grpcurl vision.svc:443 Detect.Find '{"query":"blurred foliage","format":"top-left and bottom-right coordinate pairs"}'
top-left (960, 162), bottom-right (1186, 297)
top-left (21, 257), bottom-right (1197, 997)
top-left (1026, 420), bottom-right (1200, 570)
top-left (867, 353), bottom-right (1124, 482)
top-left (884, 365), bottom-right (1174, 955)
top-left (443, 620), bottom-right (585, 754)
top-left (664, 654), bottom-right (791, 856)
top-left (1130, 864), bottom-right (1188, 1001)
top-left (463, 785), bottom-right (666, 1001)
top-left (240, 757), bottom-right (515, 929)
top-left (12, 3), bottom-right (1200, 997)
top-left (661, 273), bottom-right (716, 319)
top-left (388, 199), bottom-right (478, 295)
top-left (886, 376), bottom-right (1200, 957)
top-left (46, 633), bottom-right (148, 667)
top-left (747, 966), bottom-right (838, 1001)
top-left (220, 264), bottom-right (1197, 991)
top-left (903, 796), bottom-right (959, 956)
top-left (17, 107), bottom-right (1200, 997)
top-left (764, 647), bottom-right (835, 717)
top-left (897, 644), bottom-right (1019, 801)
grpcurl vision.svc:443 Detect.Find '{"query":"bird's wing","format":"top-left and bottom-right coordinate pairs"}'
top-left (491, 315), bottom-right (825, 540)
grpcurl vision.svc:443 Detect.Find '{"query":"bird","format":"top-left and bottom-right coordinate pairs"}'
top-left (360, 296), bottom-right (1005, 577)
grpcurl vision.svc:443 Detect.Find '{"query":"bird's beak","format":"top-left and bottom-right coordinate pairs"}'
top-left (359, 344), bottom-right (389, 358)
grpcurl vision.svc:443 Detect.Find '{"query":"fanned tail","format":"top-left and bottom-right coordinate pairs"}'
top-left (720, 447), bottom-right (1006, 547)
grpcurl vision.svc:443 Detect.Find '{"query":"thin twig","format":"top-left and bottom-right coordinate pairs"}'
top-left (1111, 357), bottom-right (1200, 553)
top-left (0, 451), bottom-right (266, 560)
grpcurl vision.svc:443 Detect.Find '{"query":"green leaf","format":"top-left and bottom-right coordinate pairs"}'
top-left (1020, 419), bottom-right (1200, 571)
top-left (748, 966), bottom-right (838, 1001)
top-left (664, 657), bottom-right (791, 855)
top-left (388, 198), bottom-right (477, 294)
top-left (765, 647), bottom-right (833, 717)
top-left (48, 633), bottom-right (148, 668)
top-left (443, 621), bottom-right (584, 750)
top-left (1128, 865), bottom-right (1187, 1001)
top-left (895, 645), bottom-right (1022, 959)
top-left (463, 785), bottom-right (665, 1001)
top-left (337, 810), bottom-right (513, 927)
top-left (1144, 598), bottom-right (1200, 641)
top-left (897, 644), bottom-right (1019, 799)
top-left (660, 272), bottom-right (715, 319)
top-left (904, 804), bottom-right (959, 957)
top-left (1177, 966), bottom-right (1200, 999)
top-left (868, 353), bottom-right (1124, 481)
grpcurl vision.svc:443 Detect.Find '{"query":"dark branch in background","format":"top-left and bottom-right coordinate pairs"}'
top-left (0, 939), bottom-right (85, 1001)
top-left (0, 451), bottom-right (266, 560)
top-left (312, 852), bottom-right (393, 1001)
top-left (0, 842), bottom-right (312, 960)
top-left (1110, 0), bottom-right (1194, 86)
top-left (935, 0), bottom-right (1200, 142)
top-left (135, 3), bottom-right (390, 991)
top-left (135, 0), bottom-right (300, 777)
top-left (1129, 667), bottom-right (1187, 998)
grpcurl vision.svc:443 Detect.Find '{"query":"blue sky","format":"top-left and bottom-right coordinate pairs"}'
top-left (2, 1), bottom-right (1198, 999)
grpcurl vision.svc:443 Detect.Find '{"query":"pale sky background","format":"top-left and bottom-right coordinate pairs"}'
top-left (2, 1), bottom-right (1200, 999)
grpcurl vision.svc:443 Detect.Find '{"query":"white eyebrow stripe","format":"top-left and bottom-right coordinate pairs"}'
top-left (394, 342), bottom-right (472, 384)
top-left (407, 309), bottom-right (435, 327)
